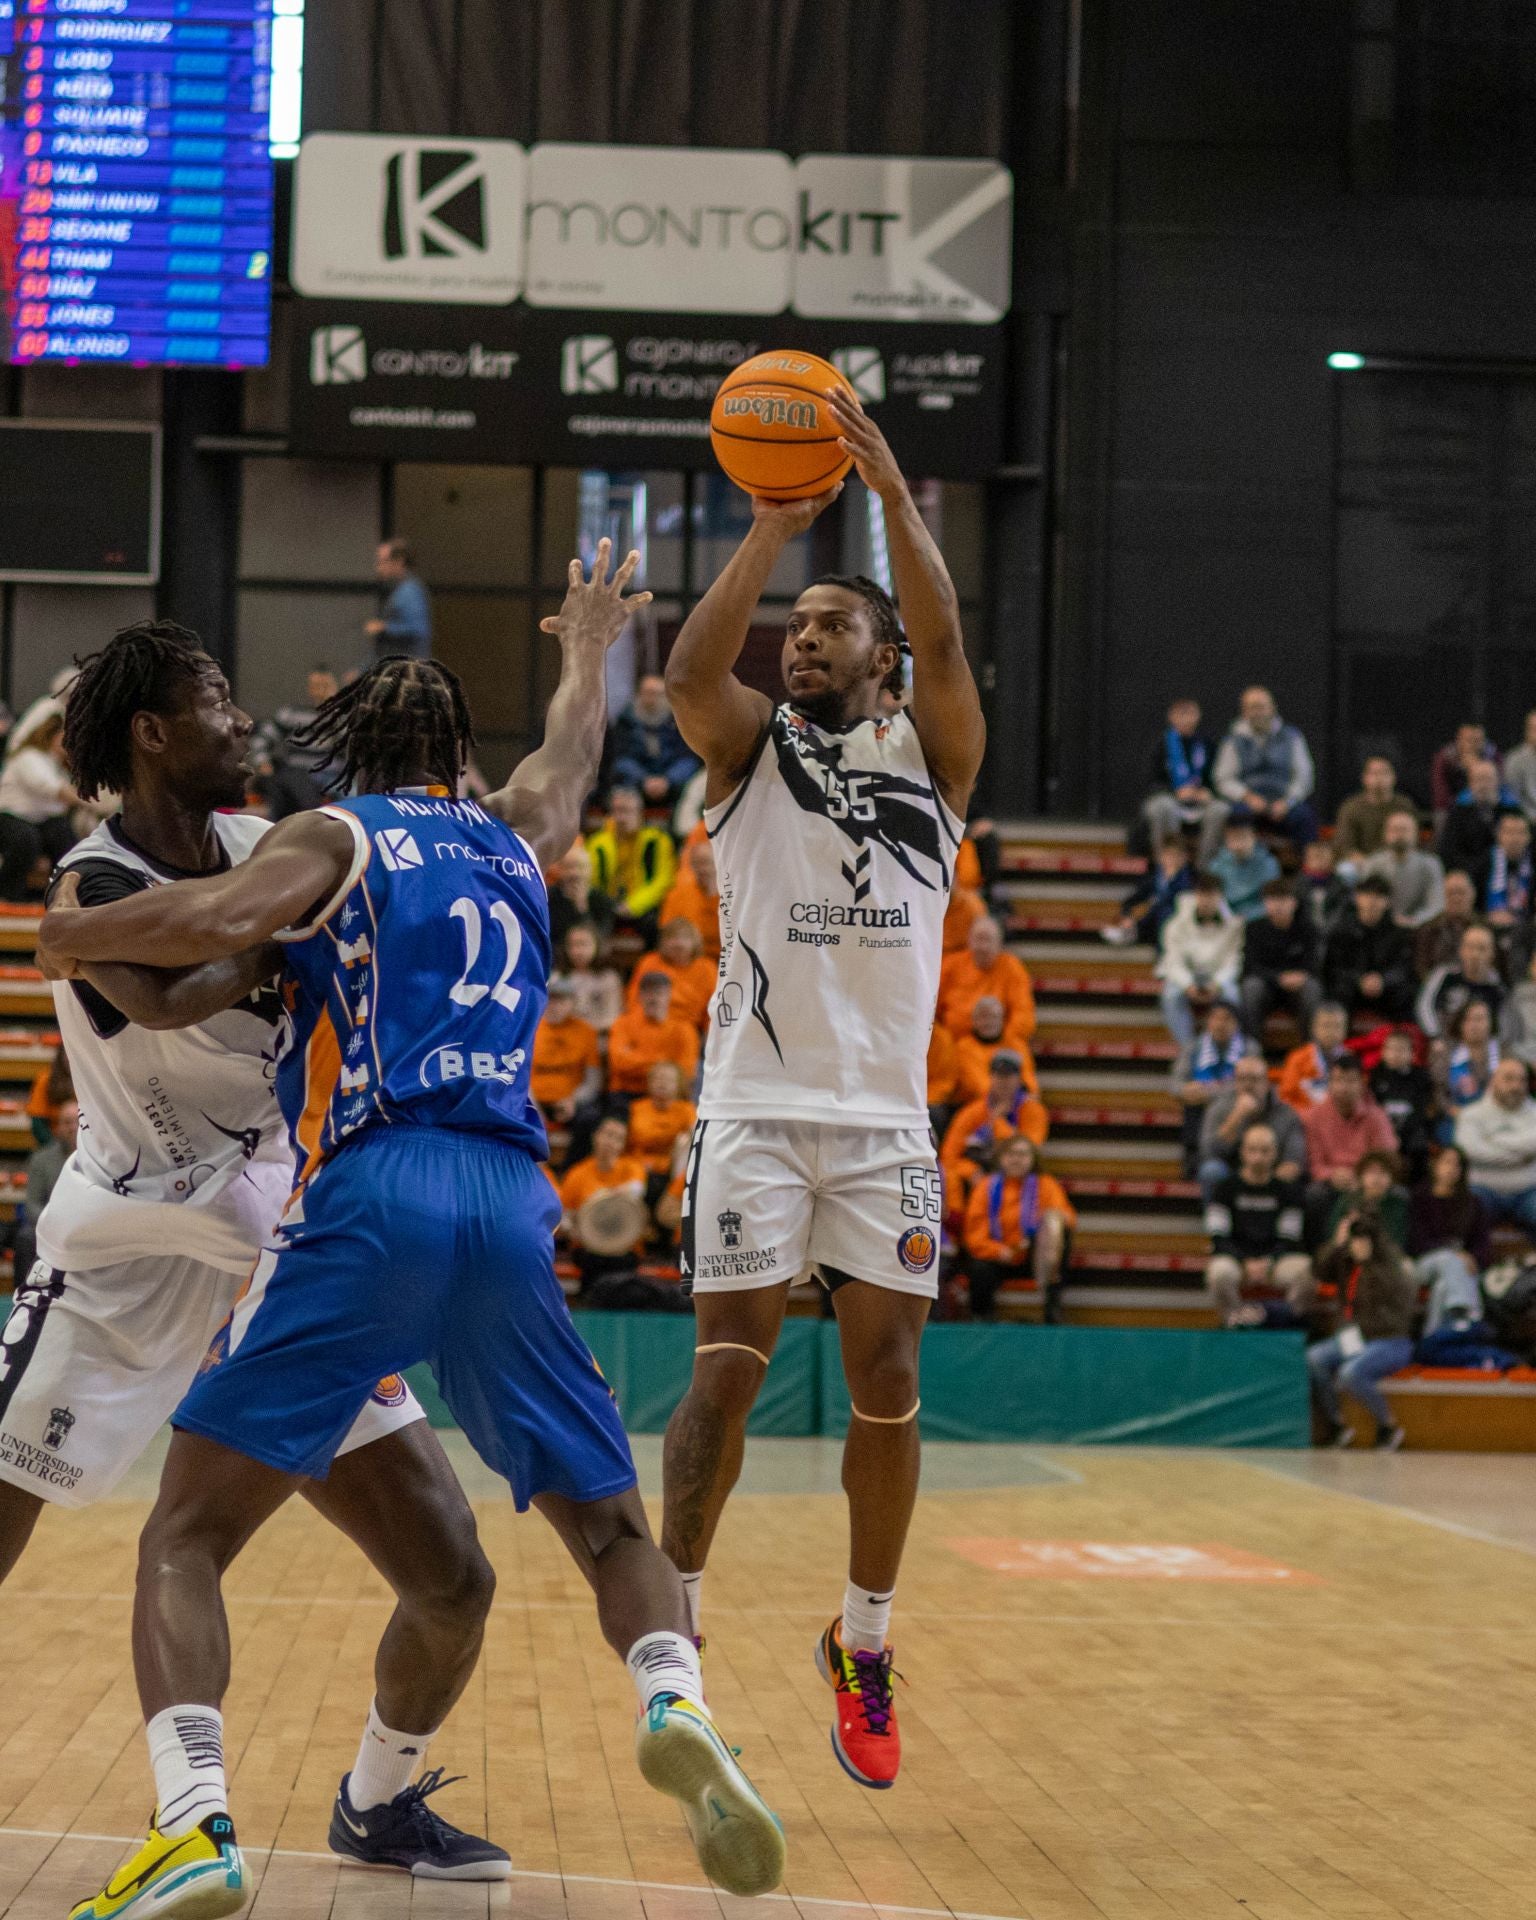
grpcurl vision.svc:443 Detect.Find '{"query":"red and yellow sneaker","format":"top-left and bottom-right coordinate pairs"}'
top-left (814, 1618), bottom-right (901, 1789)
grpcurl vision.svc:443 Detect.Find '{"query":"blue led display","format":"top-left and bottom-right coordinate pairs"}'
top-left (0, 1), bottom-right (275, 367)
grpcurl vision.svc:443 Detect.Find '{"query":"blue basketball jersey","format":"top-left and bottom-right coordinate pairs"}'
top-left (275, 791), bottom-right (550, 1178)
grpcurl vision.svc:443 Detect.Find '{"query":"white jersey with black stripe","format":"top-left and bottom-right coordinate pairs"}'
top-left (36, 814), bottom-right (295, 1276)
top-left (698, 705), bottom-right (959, 1130)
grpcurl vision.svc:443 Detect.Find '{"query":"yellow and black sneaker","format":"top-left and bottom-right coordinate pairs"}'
top-left (69, 1812), bottom-right (246, 1919)
top-left (635, 1694), bottom-right (785, 1897)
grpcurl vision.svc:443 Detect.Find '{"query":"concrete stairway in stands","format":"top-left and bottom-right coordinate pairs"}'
top-left (998, 821), bottom-right (1215, 1328)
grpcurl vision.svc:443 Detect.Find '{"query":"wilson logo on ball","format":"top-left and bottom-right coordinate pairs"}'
top-left (709, 347), bottom-right (856, 501)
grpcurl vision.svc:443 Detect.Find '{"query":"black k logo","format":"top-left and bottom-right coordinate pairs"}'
top-left (841, 847), bottom-right (872, 903)
top-left (383, 150), bottom-right (488, 260)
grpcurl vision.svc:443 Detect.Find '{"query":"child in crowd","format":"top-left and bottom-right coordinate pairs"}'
top-left (560, 919), bottom-right (624, 1033)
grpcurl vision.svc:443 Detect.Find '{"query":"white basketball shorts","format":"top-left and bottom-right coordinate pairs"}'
top-left (0, 1254), bottom-right (424, 1508)
top-left (679, 1118), bottom-right (942, 1298)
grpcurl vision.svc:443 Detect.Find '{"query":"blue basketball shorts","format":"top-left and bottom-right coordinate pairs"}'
top-left (174, 1125), bottom-right (637, 1510)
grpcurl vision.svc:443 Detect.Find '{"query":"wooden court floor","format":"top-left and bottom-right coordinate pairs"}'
top-left (1, 1435), bottom-right (1535, 1920)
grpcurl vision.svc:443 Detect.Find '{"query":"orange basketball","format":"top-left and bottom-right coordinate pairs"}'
top-left (709, 350), bottom-right (856, 501)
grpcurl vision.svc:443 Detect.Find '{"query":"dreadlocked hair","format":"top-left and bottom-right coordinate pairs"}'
top-left (295, 655), bottom-right (475, 797)
top-left (809, 573), bottom-right (909, 695)
top-left (62, 619), bottom-right (210, 801)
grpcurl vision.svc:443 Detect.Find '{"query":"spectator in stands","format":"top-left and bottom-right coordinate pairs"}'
top-left (1322, 874), bottom-right (1415, 1023)
top-left (1302, 1053), bottom-right (1398, 1240)
top-left (1197, 1052), bottom-right (1307, 1202)
top-left (1502, 710), bottom-right (1536, 821)
top-left (1278, 1001), bottom-right (1350, 1113)
top-left (1499, 941), bottom-right (1536, 1065)
top-left (1408, 1144), bottom-right (1490, 1334)
top-left (1172, 1001), bottom-right (1254, 1173)
top-left (1240, 877), bottom-right (1322, 1035)
top-left (939, 916), bottom-right (1036, 1048)
top-left (1436, 758), bottom-right (1509, 875)
top-left (1436, 997), bottom-right (1500, 1119)
top-left (1140, 697), bottom-right (1226, 862)
top-left (1209, 808), bottom-right (1281, 922)
top-left (943, 871), bottom-right (988, 954)
top-left (587, 785), bottom-right (677, 942)
top-left (1417, 922), bottom-right (1504, 1039)
top-left (1297, 837), bottom-right (1350, 935)
top-left (1476, 808), bottom-right (1534, 937)
top-left (549, 841), bottom-right (616, 950)
top-left (1155, 873), bottom-right (1242, 1046)
top-left (1455, 1056), bottom-right (1536, 1241)
top-left (559, 1115), bottom-right (649, 1297)
top-left (13, 1096), bottom-right (77, 1283)
top-left (1360, 807), bottom-right (1444, 930)
top-left (627, 1060), bottom-right (696, 1200)
top-left (1212, 685), bottom-right (1317, 846)
top-left (1414, 867), bottom-right (1479, 979)
top-left (927, 1023), bottom-right (959, 1137)
top-left (1204, 1123), bottom-right (1313, 1329)
top-left (1369, 1026), bottom-right (1436, 1177)
top-left (940, 1051), bottom-right (1050, 1219)
top-left (251, 665), bottom-right (338, 818)
top-left (625, 917), bottom-right (715, 1032)
top-left (1333, 755), bottom-right (1403, 879)
top-left (1324, 1147), bottom-right (1409, 1251)
top-left (0, 707), bottom-right (81, 901)
top-left (1309, 1215), bottom-right (1416, 1449)
top-left (608, 673), bottom-right (700, 808)
top-left (1100, 838), bottom-right (1193, 949)
top-left (560, 921), bottom-right (623, 1035)
top-left (662, 835), bottom-right (722, 962)
top-left (607, 970), bottom-right (700, 1098)
top-left (531, 978), bottom-right (602, 1132)
top-left (1430, 722), bottom-right (1499, 815)
top-left (367, 537), bottom-right (432, 660)
top-left (26, 1043), bottom-right (73, 1147)
top-left (954, 995), bottom-right (1037, 1104)
top-left (961, 1134), bottom-right (1076, 1324)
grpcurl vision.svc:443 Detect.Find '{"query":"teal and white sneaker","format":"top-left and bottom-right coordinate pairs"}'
top-left (635, 1695), bottom-right (786, 1896)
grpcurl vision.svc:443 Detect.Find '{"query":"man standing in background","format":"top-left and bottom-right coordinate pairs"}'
top-left (367, 538), bottom-right (433, 660)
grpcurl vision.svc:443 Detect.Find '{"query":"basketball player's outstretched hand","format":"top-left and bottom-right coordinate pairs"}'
top-left (749, 485), bottom-right (843, 536)
top-left (37, 869), bottom-right (82, 980)
top-left (540, 537), bottom-right (653, 649)
top-left (827, 388), bottom-right (904, 499)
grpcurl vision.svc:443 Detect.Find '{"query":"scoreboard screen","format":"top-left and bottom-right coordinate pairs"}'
top-left (0, 0), bottom-right (275, 368)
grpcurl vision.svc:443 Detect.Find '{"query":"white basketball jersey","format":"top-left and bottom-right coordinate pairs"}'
top-left (37, 814), bottom-right (294, 1276)
top-left (699, 705), bottom-right (960, 1129)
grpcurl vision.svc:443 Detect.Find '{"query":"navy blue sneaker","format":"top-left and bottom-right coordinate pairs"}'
top-left (328, 1769), bottom-right (511, 1881)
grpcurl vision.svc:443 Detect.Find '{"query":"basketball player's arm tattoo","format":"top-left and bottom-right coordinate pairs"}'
top-left (485, 540), bottom-right (652, 868)
top-left (666, 498), bottom-right (839, 803)
top-left (827, 391), bottom-right (986, 814)
top-left (70, 946), bottom-right (283, 1033)
top-left (38, 813), bottom-right (353, 969)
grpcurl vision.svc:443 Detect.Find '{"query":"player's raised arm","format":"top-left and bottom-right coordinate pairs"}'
top-left (827, 390), bottom-right (985, 815)
top-left (38, 811), bottom-right (354, 971)
top-left (483, 538), bottom-right (652, 868)
top-left (664, 489), bottom-right (840, 802)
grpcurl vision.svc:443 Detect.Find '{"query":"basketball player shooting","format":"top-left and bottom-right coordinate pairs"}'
top-left (662, 390), bottom-right (986, 1788)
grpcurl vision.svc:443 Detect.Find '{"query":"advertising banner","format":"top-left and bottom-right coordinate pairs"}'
top-left (291, 300), bottom-right (1006, 476)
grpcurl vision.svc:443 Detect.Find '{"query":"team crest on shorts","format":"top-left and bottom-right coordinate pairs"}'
top-left (372, 1374), bottom-right (409, 1408)
top-left (897, 1226), bottom-right (937, 1274)
top-left (718, 1209), bottom-right (743, 1249)
top-left (43, 1406), bottom-right (74, 1452)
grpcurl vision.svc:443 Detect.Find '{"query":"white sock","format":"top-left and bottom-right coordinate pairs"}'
top-left (147, 1705), bottom-right (228, 1838)
top-left (349, 1698), bottom-right (436, 1811)
top-left (841, 1583), bottom-right (895, 1654)
top-left (679, 1570), bottom-right (704, 1638)
top-left (627, 1631), bottom-right (707, 1714)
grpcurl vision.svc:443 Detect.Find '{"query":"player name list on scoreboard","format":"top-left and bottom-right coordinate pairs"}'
top-left (0, 0), bottom-right (275, 366)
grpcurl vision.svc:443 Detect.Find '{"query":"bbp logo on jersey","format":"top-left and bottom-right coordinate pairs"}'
top-left (378, 828), bottom-right (423, 872)
top-left (897, 1226), bottom-right (937, 1274)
